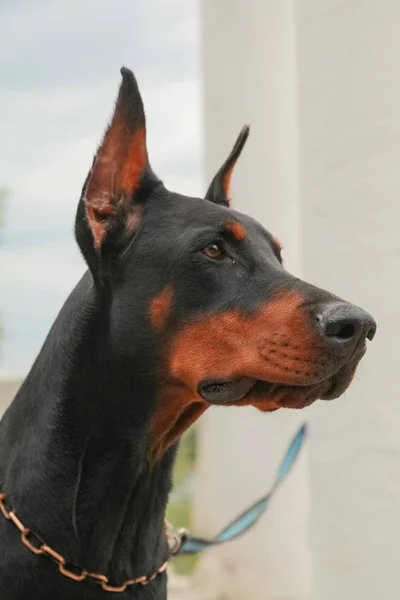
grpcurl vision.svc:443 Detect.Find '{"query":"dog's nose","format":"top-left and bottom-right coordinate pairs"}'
top-left (318, 303), bottom-right (376, 349)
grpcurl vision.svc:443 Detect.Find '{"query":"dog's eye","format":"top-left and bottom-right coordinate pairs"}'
top-left (202, 243), bottom-right (225, 260)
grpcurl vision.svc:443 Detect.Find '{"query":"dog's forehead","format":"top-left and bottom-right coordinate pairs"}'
top-left (160, 193), bottom-right (276, 243)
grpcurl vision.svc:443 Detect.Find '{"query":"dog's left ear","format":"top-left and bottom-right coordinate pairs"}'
top-left (76, 67), bottom-right (158, 273)
top-left (205, 126), bottom-right (250, 207)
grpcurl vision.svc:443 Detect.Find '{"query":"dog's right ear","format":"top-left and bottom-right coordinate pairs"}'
top-left (205, 126), bottom-right (249, 208)
top-left (75, 67), bottom-right (158, 276)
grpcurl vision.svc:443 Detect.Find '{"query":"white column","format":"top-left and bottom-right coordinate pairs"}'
top-left (297, 2), bottom-right (400, 599)
top-left (0, 378), bottom-right (21, 416)
top-left (194, 2), bottom-right (311, 599)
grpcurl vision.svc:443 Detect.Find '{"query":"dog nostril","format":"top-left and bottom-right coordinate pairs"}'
top-left (332, 322), bottom-right (356, 340)
top-left (322, 316), bottom-right (358, 341)
top-left (319, 304), bottom-right (376, 345)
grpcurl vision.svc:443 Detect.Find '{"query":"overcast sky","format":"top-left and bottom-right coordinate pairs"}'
top-left (0, 0), bottom-right (202, 375)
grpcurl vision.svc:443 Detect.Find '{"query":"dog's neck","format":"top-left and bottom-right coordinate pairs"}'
top-left (0, 271), bottom-right (175, 584)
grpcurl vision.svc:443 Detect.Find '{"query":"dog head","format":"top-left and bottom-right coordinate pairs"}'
top-left (75, 68), bottom-right (376, 460)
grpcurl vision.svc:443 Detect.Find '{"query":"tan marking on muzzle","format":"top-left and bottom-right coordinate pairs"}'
top-left (169, 291), bottom-right (324, 389)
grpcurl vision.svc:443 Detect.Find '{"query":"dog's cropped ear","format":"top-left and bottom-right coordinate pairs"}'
top-left (205, 126), bottom-right (250, 207)
top-left (75, 67), bottom-right (157, 271)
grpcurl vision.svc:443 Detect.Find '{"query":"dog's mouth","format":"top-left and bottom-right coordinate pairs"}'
top-left (198, 377), bottom-right (257, 404)
top-left (197, 354), bottom-right (363, 410)
top-left (198, 377), bottom-right (322, 409)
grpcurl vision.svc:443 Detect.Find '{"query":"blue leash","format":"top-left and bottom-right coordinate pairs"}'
top-left (173, 423), bottom-right (307, 555)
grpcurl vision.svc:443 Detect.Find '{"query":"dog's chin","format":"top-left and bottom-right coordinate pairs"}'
top-left (235, 380), bottom-right (330, 411)
top-left (197, 360), bottom-right (361, 412)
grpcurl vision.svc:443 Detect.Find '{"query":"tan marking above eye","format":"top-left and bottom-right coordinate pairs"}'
top-left (225, 220), bottom-right (247, 241)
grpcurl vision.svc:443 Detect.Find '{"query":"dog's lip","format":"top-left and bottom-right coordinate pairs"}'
top-left (198, 377), bottom-right (257, 404)
top-left (198, 374), bottom-right (333, 406)
top-left (198, 376), bottom-right (319, 405)
top-left (198, 362), bottom-right (360, 407)
top-left (198, 341), bottom-right (369, 406)
top-left (320, 346), bottom-right (366, 400)
top-left (320, 376), bottom-right (346, 401)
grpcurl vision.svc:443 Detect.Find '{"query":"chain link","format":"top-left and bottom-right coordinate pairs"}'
top-left (0, 492), bottom-right (170, 593)
top-left (164, 519), bottom-right (187, 555)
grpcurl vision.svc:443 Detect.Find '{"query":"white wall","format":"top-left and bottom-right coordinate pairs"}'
top-left (297, 1), bottom-right (400, 598)
top-left (0, 378), bottom-right (20, 416)
top-left (194, 2), bottom-right (311, 599)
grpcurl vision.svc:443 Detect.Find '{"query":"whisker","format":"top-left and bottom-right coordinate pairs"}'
top-left (269, 381), bottom-right (281, 395)
top-left (140, 368), bottom-right (170, 377)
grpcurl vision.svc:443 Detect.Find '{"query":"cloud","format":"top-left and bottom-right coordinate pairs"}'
top-left (0, 0), bottom-right (202, 375)
top-left (0, 0), bottom-right (199, 90)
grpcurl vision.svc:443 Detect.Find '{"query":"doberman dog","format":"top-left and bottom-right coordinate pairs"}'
top-left (0, 67), bottom-right (376, 599)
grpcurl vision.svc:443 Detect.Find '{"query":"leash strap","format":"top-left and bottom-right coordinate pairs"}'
top-left (176, 423), bottom-right (307, 555)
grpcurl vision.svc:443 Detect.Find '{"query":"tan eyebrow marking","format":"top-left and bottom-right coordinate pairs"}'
top-left (225, 220), bottom-right (247, 241)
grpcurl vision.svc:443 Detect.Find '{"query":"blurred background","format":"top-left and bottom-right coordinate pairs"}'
top-left (1, 1), bottom-right (399, 599)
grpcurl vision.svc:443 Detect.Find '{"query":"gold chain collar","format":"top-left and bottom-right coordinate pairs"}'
top-left (0, 491), bottom-right (181, 593)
